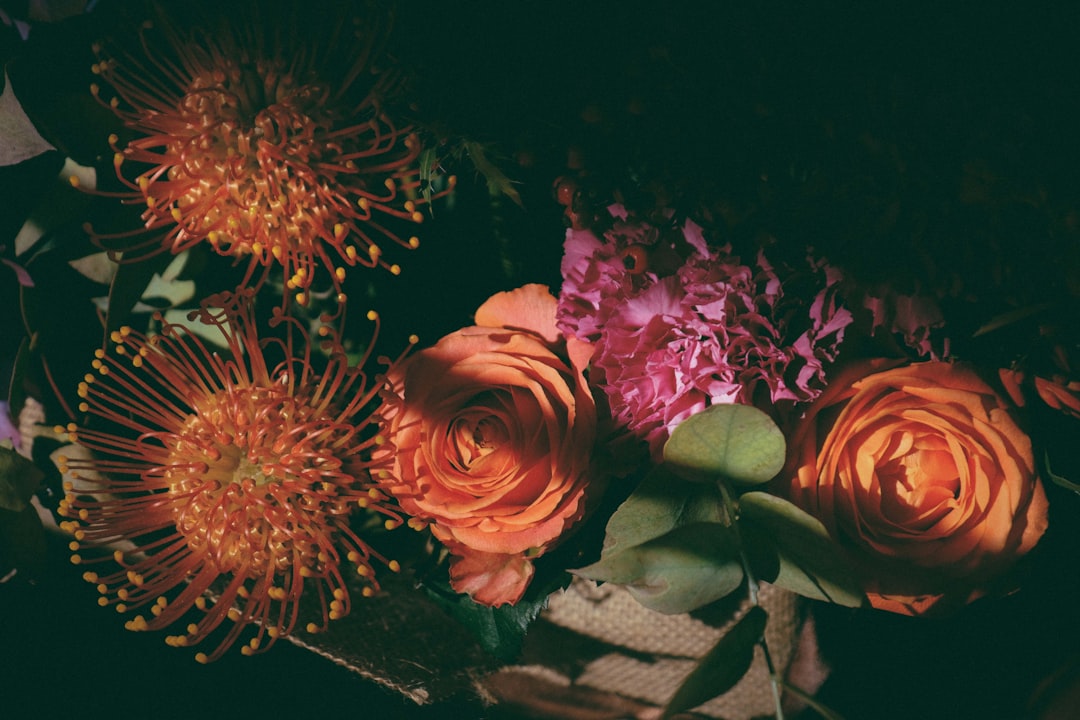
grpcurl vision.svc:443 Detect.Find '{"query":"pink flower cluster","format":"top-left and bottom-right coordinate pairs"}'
top-left (557, 206), bottom-right (853, 457)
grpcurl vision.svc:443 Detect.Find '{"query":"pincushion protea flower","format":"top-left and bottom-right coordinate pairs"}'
top-left (56, 289), bottom-right (406, 661)
top-left (81, 2), bottom-right (453, 304)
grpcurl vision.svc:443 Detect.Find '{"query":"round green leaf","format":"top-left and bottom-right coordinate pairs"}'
top-left (663, 404), bottom-right (786, 486)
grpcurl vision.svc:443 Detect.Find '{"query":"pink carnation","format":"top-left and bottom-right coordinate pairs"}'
top-left (557, 205), bottom-right (705, 342)
top-left (557, 206), bottom-right (852, 457)
top-left (594, 248), bottom-right (851, 456)
top-left (862, 282), bottom-right (949, 359)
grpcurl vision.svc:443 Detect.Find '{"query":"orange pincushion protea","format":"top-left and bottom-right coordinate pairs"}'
top-left (83, 2), bottom-right (453, 304)
top-left (56, 289), bottom-right (404, 661)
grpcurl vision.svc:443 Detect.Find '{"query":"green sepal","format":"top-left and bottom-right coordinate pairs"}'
top-left (461, 140), bottom-right (522, 206)
top-left (433, 581), bottom-right (553, 662)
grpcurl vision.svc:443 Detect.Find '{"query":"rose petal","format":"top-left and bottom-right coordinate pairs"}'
top-left (475, 284), bottom-right (561, 344)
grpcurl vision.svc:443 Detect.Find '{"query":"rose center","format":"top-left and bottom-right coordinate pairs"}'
top-left (877, 431), bottom-right (960, 530)
top-left (450, 413), bottom-right (510, 470)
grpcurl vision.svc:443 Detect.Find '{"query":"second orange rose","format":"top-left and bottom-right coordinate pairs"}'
top-left (784, 360), bottom-right (1049, 616)
top-left (375, 284), bottom-right (599, 606)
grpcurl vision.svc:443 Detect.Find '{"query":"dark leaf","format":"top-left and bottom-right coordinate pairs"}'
top-left (1045, 450), bottom-right (1080, 495)
top-left (7, 9), bottom-right (124, 165)
top-left (104, 251), bottom-right (174, 337)
top-left (0, 503), bottom-right (47, 577)
top-left (6, 336), bottom-right (31, 416)
top-left (436, 586), bottom-right (550, 662)
top-left (0, 445), bottom-right (43, 512)
top-left (661, 605), bottom-right (768, 718)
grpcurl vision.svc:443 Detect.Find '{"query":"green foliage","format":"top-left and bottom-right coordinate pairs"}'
top-left (437, 585), bottom-right (551, 662)
top-left (572, 465), bottom-right (741, 614)
top-left (664, 404), bottom-right (786, 486)
top-left (738, 491), bottom-right (866, 608)
top-left (0, 445), bottom-right (43, 513)
top-left (660, 605), bottom-right (768, 719)
top-left (581, 403), bottom-right (865, 620)
top-left (575, 521), bottom-right (743, 614)
top-left (103, 251), bottom-right (177, 338)
top-left (460, 140), bottom-right (522, 206)
top-left (1044, 450), bottom-right (1080, 495)
top-left (0, 503), bottom-right (47, 577)
top-left (597, 464), bottom-right (726, 555)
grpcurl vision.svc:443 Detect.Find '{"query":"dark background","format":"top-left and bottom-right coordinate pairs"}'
top-left (4, 2), bottom-right (1080, 718)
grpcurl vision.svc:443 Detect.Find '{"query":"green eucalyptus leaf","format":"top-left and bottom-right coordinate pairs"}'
top-left (0, 445), bottom-right (43, 512)
top-left (661, 605), bottom-right (768, 718)
top-left (738, 491), bottom-right (866, 607)
top-left (663, 404), bottom-right (786, 486)
top-left (574, 522), bottom-right (744, 615)
top-left (600, 464), bottom-right (726, 556)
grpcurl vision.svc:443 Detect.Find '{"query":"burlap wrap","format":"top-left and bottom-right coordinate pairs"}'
top-left (484, 578), bottom-right (827, 719)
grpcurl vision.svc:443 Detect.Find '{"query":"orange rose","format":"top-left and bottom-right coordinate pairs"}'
top-left (1034, 375), bottom-right (1080, 418)
top-left (785, 360), bottom-right (1049, 615)
top-left (375, 284), bottom-right (598, 606)
top-left (998, 349), bottom-right (1080, 420)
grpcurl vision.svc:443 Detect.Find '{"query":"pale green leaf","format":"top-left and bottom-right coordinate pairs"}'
top-left (574, 522), bottom-right (743, 615)
top-left (599, 464), bottom-right (725, 557)
top-left (738, 491), bottom-right (866, 607)
top-left (664, 404), bottom-right (786, 486)
top-left (661, 605), bottom-right (768, 718)
top-left (68, 251), bottom-right (117, 285)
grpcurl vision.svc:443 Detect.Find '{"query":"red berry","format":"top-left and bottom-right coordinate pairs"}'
top-left (553, 176), bottom-right (577, 206)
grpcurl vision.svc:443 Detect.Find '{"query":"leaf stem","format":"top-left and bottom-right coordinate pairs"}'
top-left (717, 481), bottom-right (759, 604)
top-left (718, 480), bottom-right (784, 720)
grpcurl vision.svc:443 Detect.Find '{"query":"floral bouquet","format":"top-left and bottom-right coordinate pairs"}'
top-left (3, 2), bottom-right (1079, 718)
